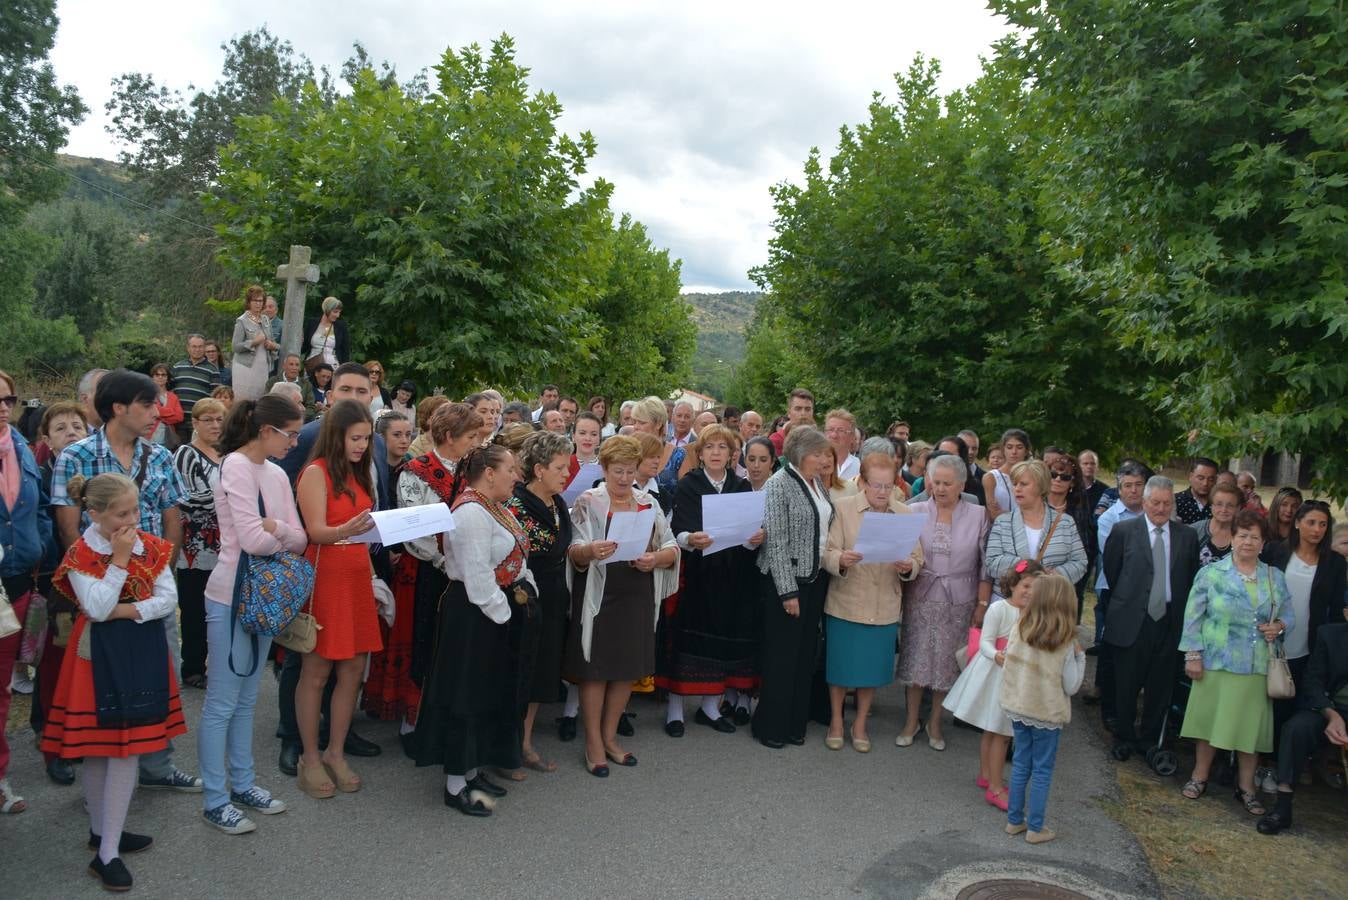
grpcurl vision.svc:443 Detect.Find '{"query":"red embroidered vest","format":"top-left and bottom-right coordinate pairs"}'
top-left (53, 532), bottom-right (173, 606)
top-left (452, 489), bottom-right (528, 588)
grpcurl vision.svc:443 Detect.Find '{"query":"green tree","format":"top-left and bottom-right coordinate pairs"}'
top-left (0, 0), bottom-right (87, 370)
top-left (206, 36), bottom-right (692, 399)
top-left (27, 199), bottom-right (138, 335)
top-left (995, 0), bottom-right (1348, 495)
top-left (746, 55), bottom-right (1158, 451)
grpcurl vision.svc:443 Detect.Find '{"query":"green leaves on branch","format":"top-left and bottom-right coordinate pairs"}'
top-left (206, 35), bottom-right (691, 401)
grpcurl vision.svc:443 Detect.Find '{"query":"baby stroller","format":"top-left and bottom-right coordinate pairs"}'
top-left (1143, 672), bottom-right (1193, 777)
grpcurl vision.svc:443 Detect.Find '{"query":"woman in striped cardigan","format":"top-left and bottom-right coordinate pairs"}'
top-left (985, 460), bottom-right (1088, 593)
top-left (752, 425), bottom-right (836, 749)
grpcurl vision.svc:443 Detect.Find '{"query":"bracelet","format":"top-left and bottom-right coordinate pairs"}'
top-left (1184, 651), bottom-right (1202, 661)
top-left (977, 600), bottom-right (989, 607)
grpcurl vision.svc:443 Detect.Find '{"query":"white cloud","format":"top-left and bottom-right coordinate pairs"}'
top-left (51, 0), bottom-right (1009, 290)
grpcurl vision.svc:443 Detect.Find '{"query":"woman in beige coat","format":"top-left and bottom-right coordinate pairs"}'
top-left (822, 453), bottom-right (923, 751)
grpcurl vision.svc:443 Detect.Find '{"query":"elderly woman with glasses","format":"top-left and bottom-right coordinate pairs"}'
top-left (821, 450), bottom-right (922, 751)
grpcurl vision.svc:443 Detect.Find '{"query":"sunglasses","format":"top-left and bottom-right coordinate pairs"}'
top-left (0, 396), bottom-right (18, 408)
top-left (1050, 471), bottom-right (1074, 481)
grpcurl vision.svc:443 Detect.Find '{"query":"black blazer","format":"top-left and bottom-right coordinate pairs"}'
top-left (1261, 541), bottom-right (1348, 654)
top-left (1298, 623), bottom-right (1348, 713)
top-left (1102, 516), bottom-right (1200, 648)
top-left (302, 316), bottom-right (351, 365)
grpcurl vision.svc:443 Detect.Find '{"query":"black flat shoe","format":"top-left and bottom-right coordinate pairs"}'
top-left (89, 831), bottom-right (153, 854)
top-left (278, 742), bottom-right (300, 777)
top-left (47, 756), bottom-right (76, 786)
top-left (1257, 810), bottom-right (1292, 835)
top-left (343, 730), bottom-right (382, 757)
top-left (664, 720), bottom-right (685, 738)
top-left (759, 737), bottom-right (785, 749)
top-left (88, 855), bottom-right (133, 892)
top-left (468, 773), bottom-right (507, 798)
top-left (695, 709), bottom-right (735, 733)
top-left (556, 715), bottom-right (577, 742)
top-left (786, 735), bottom-right (805, 746)
top-left (444, 787), bottom-right (493, 817)
top-left (1110, 741), bottom-right (1132, 762)
top-left (617, 712), bottom-right (635, 737)
top-left (399, 732), bottom-right (415, 760)
top-left (733, 707), bottom-right (752, 727)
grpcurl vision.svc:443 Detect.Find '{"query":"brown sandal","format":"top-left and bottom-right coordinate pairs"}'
top-left (323, 757), bottom-right (362, 793)
top-left (297, 759), bottom-right (335, 799)
top-left (522, 751), bottom-right (557, 774)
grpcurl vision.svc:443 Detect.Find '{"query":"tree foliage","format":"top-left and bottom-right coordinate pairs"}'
top-left (745, 56), bottom-right (1158, 455)
top-left (0, 0), bottom-right (87, 371)
top-left (206, 35), bottom-right (693, 400)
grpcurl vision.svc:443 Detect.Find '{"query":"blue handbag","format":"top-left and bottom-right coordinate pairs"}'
top-left (229, 493), bottom-right (315, 676)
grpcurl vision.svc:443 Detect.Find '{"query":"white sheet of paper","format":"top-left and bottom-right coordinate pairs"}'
top-left (852, 511), bottom-right (925, 564)
top-left (701, 491), bottom-right (766, 556)
top-left (605, 508), bottom-right (658, 563)
top-left (562, 462), bottom-right (604, 506)
top-left (350, 502), bottom-right (455, 545)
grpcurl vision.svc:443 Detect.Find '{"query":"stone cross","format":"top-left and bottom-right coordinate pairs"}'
top-left (275, 245), bottom-right (320, 368)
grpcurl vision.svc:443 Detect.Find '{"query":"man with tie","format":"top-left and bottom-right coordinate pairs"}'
top-left (1101, 476), bottom-right (1201, 760)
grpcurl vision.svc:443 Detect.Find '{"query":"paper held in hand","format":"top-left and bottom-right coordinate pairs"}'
top-left (851, 511), bottom-right (924, 564)
top-left (562, 462), bottom-right (604, 507)
top-left (604, 508), bottom-right (658, 563)
top-left (350, 502), bottom-right (455, 545)
top-left (701, 491), bottom-right (766, 556)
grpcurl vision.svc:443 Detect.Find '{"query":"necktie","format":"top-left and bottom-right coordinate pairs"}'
top-left (1148, 525), bottom-right (1167, 621)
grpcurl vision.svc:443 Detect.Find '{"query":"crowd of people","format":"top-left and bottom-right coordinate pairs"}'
top-left (2, 330), bottom-right (1347, 890)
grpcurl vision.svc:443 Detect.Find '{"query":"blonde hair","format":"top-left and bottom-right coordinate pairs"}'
top-left (599, 434), bottom-right (643, 468)
top-left (691, 423), bottom-right (740, 461)
top-left (68, 472), bottom-right (138, 513)
top-left (1011, 459), bottom-right (1050, 498)
top-left (633, 431), bottom-right (664, 461)
top-left (493, 422), bottom-right (536, 454)
top-left (1017, 574), bottom-right (1077, 651)
top-left (630, 396), bottom-right (668, 430)
top-left (191, 397), bottom-right (226, 421)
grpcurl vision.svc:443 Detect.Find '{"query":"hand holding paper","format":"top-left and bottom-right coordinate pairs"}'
top-left (350, 502), bottom-right (455, 546)
top-left (851, 511), bottom-right (924, 564)
top-left (605, 508), bottom-right (657, 563)
top-left (701, 492), bottom-right (766, 556)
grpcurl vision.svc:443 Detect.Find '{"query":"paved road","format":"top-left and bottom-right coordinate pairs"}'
top-left (4, 675), bottom-right (1158, 899)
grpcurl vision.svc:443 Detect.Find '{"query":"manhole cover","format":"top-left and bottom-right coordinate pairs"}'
top-left (956, 879), bottom-right (1091, 900)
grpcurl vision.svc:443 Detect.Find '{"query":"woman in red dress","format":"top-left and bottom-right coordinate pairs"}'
top-left (41, 473), bottom-right (186, 892)
top-left (294, 400), bottom-right (380, 800)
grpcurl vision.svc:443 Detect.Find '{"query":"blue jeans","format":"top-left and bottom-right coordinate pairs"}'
top-left (139, 610), bottom-right (182, 780)
top-left (1007, 721), bottom-right (1062, 832)
top-left (198, 602), bottom-right (272, 811)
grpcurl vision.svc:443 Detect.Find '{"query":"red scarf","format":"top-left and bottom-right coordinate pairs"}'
top-left (53, 532), bottom-right (173, 605)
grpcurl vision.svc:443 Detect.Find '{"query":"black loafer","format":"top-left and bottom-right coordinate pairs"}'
top-left (664, 720), bottom-right (685, 738)
top-left (556, 715), bottom-right (577, 742)
top-left (278, 742), bottom-right (300, 777)
top-left (759, 737), bottom-right (785, 749)
top-left (467, 773), bottom-right (507, 798)
top-left (1257, 810), bottom-right (1292, 835)
top-left (88, 855), bottom-right (133, 892)
top-left (617, 712), bottom-right (635, 737)
top-left (786, 735), bottom-right (805, 746)
top-left (444, 788), bottom-right (493, 817)
top-left (695, 709), bottom-right (735, 733)
top-left (343, 730), bottom-right (382, 757)
top-left (1111, 741), bottom-right (1132, 762)
top-left (47, 756), bottom-right (77, 786)
top-left (89, 831), bottom-right (154, 854)
top-left (733, 707), bottom-right (751, 727)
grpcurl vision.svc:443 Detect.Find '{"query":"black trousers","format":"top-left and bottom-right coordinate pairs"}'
top-left (1271, 655), bottom-right (1310, 749)
top-left (276, 648), bottom-right (335, 746)
top-left (175, 569), bottom-right (210, 680)
top-left (1275, 704), bottom-right (1345, 788)
top-left (752, 574), bottom-right (826, 744)
top-left (1094, 589), bottom-right (1116, 721)
top-left (1111, 611), bottom-right (1180, 746)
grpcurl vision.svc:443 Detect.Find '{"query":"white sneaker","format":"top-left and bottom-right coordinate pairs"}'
top-left (1256, 767), bottom-right (1278, 794)
top-left (10, 670), bottom-right (33, 695)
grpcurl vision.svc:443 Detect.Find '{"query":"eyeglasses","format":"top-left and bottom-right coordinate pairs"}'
top-left (0, 396), bottom-right (18, 407)
top-left (1050, 472), bottom-right (1074, 482)
top-left (266, 425), bottom-right (301, 442)
top-left (368, 369), bottom-right (382, 375)
top-left (866, 482), bottom-right (895, 493)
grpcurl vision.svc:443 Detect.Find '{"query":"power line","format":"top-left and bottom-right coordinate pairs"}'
top-left (0, 142), bottom-right (218, 234)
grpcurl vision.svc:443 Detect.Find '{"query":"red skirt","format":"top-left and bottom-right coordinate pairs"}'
top-left (362, 553), bottom-right (422, 722)
top-left (39, 615), bottom-right (187, 759)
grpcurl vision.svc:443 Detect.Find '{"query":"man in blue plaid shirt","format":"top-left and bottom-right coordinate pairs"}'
top-left (50, 369), bottom-right (202, 793)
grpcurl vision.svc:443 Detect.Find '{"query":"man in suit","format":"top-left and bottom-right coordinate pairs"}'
top-left (959, 429), bottom-right (984, 482)
top-left (1257, 623), bottom-right (1348, 834)
top-left (1102, 475), bottom-right (1200, 759)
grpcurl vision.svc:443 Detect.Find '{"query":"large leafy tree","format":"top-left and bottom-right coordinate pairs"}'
top-left (995, 0), bottom-right (1348, 495)
top-left (207, 36), bottom-right (692, 399)
top-left (746, 56), bottom-right (1158, 453)
top-left (0, 0), bottom-right (87, 370)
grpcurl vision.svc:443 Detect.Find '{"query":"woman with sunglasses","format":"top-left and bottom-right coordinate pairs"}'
top-left (1045, 454), bottom-right (1096, 622)
top-left (363, 361), bottom-right (391, 414)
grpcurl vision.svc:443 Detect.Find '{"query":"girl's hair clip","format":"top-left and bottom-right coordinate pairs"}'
top-left (1014, 559), bottom-right (1030, 573)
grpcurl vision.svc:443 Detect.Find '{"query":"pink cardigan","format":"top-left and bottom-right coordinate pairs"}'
top-left (204, 452), bottom-right (308, 606)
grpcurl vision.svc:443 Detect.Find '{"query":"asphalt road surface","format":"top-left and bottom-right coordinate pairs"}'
top-left (4, 675), bottom-right (1158, 899)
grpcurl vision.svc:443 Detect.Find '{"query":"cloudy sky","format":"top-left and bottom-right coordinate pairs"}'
top-left (52, 1), bottom-right (1009, 291)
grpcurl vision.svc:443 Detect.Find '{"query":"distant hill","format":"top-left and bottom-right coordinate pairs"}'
top-left (684, 290), bottom-right (759, 402)
top-left (55, 154), bottom-right (138, 206)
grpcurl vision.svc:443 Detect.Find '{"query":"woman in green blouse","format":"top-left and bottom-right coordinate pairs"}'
top-left (1178, 510), bottom-right (1292, 815)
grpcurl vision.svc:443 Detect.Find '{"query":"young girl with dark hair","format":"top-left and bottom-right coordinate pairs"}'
top-left (294, 399), bottom-right (380, 800)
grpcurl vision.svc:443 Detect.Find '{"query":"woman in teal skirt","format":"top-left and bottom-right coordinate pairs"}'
top-left (1178, 510), bottom-right (1291, 815)
top-left (820, 453), bottom-right (923, 752)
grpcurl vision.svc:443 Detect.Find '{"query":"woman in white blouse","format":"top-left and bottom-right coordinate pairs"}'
top-left (409, 444), bottom-right (537, 818)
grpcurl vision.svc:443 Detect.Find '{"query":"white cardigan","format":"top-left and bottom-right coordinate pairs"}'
top-left (567, 483), bottom-right (679, 661)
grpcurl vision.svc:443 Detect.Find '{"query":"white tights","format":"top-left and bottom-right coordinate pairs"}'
top-left (83, 756), bottom-right (139, 863)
